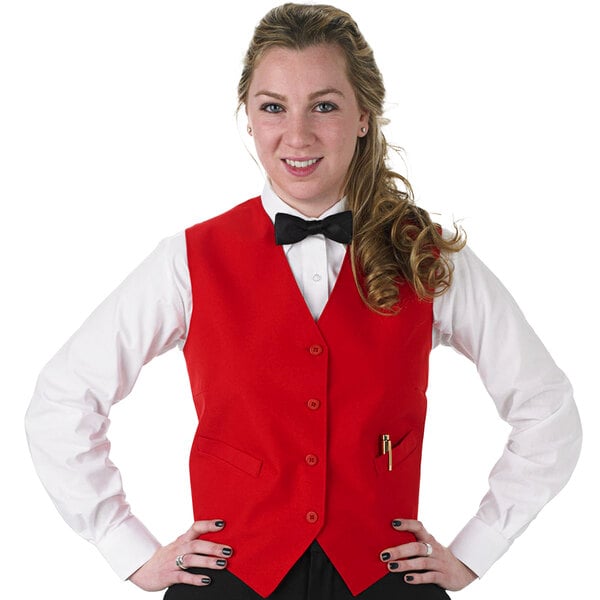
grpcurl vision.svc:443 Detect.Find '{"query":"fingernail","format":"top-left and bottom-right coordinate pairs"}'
top-left (392, 520), bottom-right (402, 527)
top-left (389, 562), bottom-right (399, 570)
top-left (222, 547), bottom-right (233, 557)
top-left (216, 559), bottom-right (227, 567)
top-left (380, 552), bottom-right (391, 561)
top-left (405, 575), bottom-right (414, 582)
top-left (201, 577), bottom-right (212, 585)
top-left (215, 520), bottom-right (225, 528)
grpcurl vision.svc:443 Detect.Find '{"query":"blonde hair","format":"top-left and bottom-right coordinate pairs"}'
top-left (238, 3), bottom-right (465, 313)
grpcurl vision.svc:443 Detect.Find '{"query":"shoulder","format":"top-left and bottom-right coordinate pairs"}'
top-left (186, 196), bottom-right (264, 241)
top-left (437, 227), bottom-right (491, 287)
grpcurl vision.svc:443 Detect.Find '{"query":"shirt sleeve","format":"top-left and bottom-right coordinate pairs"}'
top-left (432, 244), bottom-right (582, 577)
top-left (24, 231), bottom-right (192, 580)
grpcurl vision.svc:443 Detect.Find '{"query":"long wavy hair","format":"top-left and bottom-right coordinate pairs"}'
top-left (237, 3), bottom-right (465, 313)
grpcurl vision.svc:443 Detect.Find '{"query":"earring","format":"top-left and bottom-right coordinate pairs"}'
top-left (247, 126), bottom-right (253, 135)
top-left (361, 127), bottom-right (367, 134)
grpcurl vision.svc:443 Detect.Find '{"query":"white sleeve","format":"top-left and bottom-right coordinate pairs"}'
top-left (24, 231), bottom-right (192, 580)
top-left (432, 244), bottom-right (582, 577)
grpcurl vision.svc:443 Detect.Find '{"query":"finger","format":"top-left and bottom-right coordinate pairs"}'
top-left (387, 556), bottom-right (439, 573)
top-left (391, 519), bottom-right (433, 541)
top-left (174, 571), bottom-right (214, 587)
top-left (179, 519), bottom-right (226, 543)
top-left (176, 553), bottom-right (229, 571)
top-left (404, 571), bottom-right (441, 586)
top-left (380, 541), bottom-right (431, 562)
top-left (188, 539), bottom-right (233, 559)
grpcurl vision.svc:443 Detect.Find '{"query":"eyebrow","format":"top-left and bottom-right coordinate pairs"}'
top-left (254, 88), bottom-right (345, 101)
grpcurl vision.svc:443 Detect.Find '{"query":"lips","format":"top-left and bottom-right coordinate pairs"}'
top-left (282, 157), bottom-right (322, 176)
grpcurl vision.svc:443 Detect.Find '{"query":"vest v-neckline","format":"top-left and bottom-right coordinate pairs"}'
top-left (276, 245), bottom-right (351, 327)
top-left (257, 199), bottom-right (351, 328)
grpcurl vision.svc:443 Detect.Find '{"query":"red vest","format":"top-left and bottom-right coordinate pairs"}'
top-left (183, 197), bottom-right (433, 597)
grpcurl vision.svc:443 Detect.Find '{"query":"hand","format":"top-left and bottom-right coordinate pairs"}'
top-left (129, 519), bottom-right (232, 591)
top-left (379, 519), bottom-right (477, 592)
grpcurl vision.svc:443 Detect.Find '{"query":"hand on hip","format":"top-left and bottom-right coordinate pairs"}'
top-left (379, 519), bottom-right (477, 592)
top-left (129, 520), bottom-right (232, 591)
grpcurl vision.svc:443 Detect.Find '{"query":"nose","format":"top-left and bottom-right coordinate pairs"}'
top-left (284, 112), bottom-right (316, 149)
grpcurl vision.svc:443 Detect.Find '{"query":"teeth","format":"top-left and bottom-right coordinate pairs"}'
top-left (285, 158), bottom-right (319, 168)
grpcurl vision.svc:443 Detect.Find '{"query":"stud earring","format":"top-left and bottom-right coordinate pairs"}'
top-left (361, 127), bottom-right (367, 134)
top-left (247, 126), bottom-right (252, 135)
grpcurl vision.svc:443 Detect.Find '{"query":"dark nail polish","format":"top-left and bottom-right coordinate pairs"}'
top-left (215, 520), bottom-right (225, 528)
top-left (216, 559), bottom-right (227, 567)
top-left (392, 519), bottom-right (402, 527)
top-left (389, 562), bottom-right (399, 570)
top-left (381, 552), bottom-right (391, 561)
top-left (405, 575), bottom-right (414, 582)
top-left (201, 577), bottom-right (212, 585)
top-left (222, 547), bottom-right (233, 557)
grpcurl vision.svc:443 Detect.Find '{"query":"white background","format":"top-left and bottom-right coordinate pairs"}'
top-left (1, 1), bottom-right (597, 598)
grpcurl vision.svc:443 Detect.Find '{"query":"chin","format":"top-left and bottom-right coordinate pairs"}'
top-left (280, 184), bottom-right (332, 205)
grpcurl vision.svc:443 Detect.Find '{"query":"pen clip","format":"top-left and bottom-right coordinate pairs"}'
top-left (380, 434), bottom-right (392, 471)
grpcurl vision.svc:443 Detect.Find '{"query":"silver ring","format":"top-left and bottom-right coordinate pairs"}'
top-left (423, 542), bottom-right (433, 557)
top-left (175, 554), bottom-right (188, 570)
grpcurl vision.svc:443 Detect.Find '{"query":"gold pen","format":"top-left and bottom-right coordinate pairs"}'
top-left (380, 434), bottom-right (392, 471)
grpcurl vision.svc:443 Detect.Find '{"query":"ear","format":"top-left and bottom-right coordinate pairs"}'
top-left (358, 110), bottom-right (370, 137)
top-left (245, 106), bottom-right (253, 135)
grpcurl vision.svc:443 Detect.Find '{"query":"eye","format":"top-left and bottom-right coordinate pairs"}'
top-left (314, 102), bottom-right (337, 113)
top-left (261, 103), bottom-right (284, 114)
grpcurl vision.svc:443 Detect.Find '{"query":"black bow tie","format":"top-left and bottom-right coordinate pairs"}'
top-left (274, 211), bottom-right (353, 245)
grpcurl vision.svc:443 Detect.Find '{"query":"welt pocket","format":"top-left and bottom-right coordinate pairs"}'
top-left (373, 430), bottom-right (418, 475)
top-left (193, 435), bottom-right (263, 478)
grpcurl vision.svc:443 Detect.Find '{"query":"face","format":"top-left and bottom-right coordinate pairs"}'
top-left (246, 44), bottom-right (369, 217)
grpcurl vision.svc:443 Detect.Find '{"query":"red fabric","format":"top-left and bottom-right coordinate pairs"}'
top-left (183, 198), bottom-right (433, 597)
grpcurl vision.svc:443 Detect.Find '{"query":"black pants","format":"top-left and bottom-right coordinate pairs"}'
top-left (164, 542), bottom-right (450, 600)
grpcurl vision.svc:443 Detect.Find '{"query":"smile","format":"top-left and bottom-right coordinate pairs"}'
top-left (284, 158), bottom-right (321, 168)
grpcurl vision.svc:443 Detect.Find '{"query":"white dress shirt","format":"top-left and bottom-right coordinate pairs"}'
top-left (25, 181), bottom-right (582, 583)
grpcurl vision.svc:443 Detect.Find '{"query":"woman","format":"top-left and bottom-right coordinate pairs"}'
top-left (25, 3), bottom-right (582, 599)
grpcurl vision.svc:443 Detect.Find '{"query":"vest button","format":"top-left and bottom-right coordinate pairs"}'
top-left (307, 398), bottom-right (321, 410)
top-left (305, 454), bottom-right (318, 466)
top-left (306, 511), bottom-right (319, 523)
top-left (309, 344), bottom-right (323, 355)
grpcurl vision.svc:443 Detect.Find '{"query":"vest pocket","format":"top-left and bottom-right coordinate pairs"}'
top-left (193, 435), bottom-right (263, 478)
top-left (373, 430), bottom-right (418, 475)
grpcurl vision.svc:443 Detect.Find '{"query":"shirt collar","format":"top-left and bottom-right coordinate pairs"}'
top-left (260, 179), bottom-right (348, 225)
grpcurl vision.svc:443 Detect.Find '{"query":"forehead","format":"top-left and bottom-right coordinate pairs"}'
top-left (249, 44), bottom-right (352, 93)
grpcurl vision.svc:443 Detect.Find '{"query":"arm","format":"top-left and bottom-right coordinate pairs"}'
top-left (434, 244), bottom-right (582, 576)
top-left (379, 243), bottom-right (582, 588)
top-left (24, 232), bottom-right (191, 580)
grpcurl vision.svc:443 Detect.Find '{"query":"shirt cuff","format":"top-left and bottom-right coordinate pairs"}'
top-left (95, 516), bottom-right (162, 580)
top-left (448, 516), bottom-right (511, 577)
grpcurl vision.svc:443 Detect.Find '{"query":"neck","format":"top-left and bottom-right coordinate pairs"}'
top-left (271, 184), bottom-right (342, 218)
